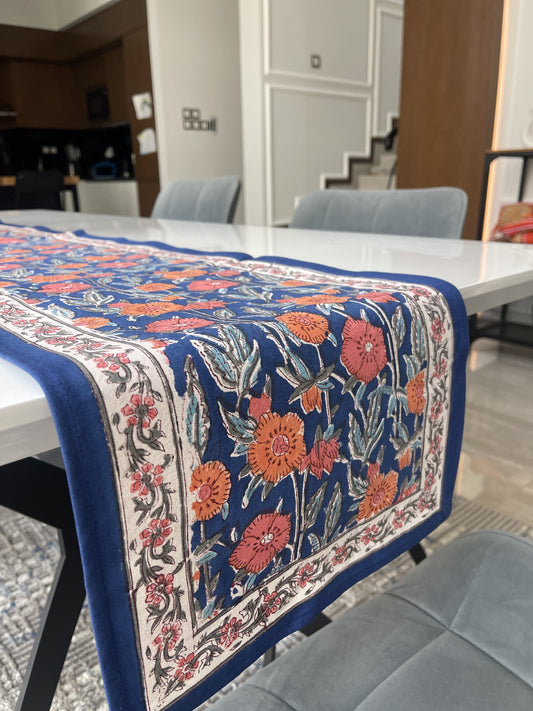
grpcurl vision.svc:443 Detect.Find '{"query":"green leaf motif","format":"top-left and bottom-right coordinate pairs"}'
top-left (392, 304), bottom-right (406, 344)
top-left (191, 338), bottom-right (238, 392)
top-left (308, 532), bottom-right (321, 552)
top-left (184, 356), bottom-right (210, 458)
top-left (348, 413), bottom-right (365, 458)
top-left (238, 339), bottom-right (261, 395)
top-left (218, 403), bottom-right (256, 444)
top-left (304, 481), bottom-right (328, 529)
top-left (413, 316), bottom-right (426, 361)
top-left (324, 481), bottom-right (342, 542)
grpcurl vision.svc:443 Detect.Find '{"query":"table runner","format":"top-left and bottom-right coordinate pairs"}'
top-left (0, 223), bottom-right (468, 711)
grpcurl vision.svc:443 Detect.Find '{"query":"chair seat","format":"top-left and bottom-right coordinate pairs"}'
top-left (209, 530), bottom-right (533, 710)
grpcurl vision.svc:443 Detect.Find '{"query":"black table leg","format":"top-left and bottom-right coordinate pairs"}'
top-left (409, 543), bottom-right (427, 564)
top-left (0, 458), bottom-right (86, 711)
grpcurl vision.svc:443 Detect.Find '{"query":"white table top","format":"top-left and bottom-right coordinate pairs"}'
top-left (2, 209), bottom-right (533, 464)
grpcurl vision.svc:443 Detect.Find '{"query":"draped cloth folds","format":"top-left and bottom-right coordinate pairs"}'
top-left (0, 224), bottom-right (468, 711)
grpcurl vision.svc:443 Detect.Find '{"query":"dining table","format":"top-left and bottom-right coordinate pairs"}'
top-left (1, 208), bottom-right (533, 711)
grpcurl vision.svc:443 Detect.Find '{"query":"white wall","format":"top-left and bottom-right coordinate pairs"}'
top-left (487, 0), bottom-right (533, 236)
top-left (146, 0), bottom-right (244, 223)
top-left (0, 0), bottom-right (116, 31)
top-left (240, 0), bottom-right (404, 226)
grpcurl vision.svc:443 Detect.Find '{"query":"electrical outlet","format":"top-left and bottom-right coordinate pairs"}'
top-left (311, 54), bottom-right (321, 69)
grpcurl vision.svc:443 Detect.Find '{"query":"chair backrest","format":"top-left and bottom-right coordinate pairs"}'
top-left (289, 187), bottom-right (468, 239)
top-left (151, 175), bottom-right (241, 223)
top-left (15, 169), bottom-right (65, 210)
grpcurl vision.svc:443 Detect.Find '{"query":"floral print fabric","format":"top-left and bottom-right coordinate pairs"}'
top-left (0, 225), bottom-right (467, 711)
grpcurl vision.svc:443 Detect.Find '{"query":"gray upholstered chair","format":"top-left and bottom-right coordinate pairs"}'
top-left (151, 175), bottom-right (241, 223)
top-left (209, 530), bottom-right (533, 710)
top-left (290, 187), bottom-right (468, 239)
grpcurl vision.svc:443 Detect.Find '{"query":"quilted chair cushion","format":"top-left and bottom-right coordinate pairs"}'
top-left (151, 175), bottom-right (240, 223)
top-left (208, 530), bottom-right (533, 711)
top-left (289, 187), bottom-right (467, 239)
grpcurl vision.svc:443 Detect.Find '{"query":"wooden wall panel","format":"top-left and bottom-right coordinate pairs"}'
top-left (122, 26), bottom-right (159, 215)
top-left (8, 61), bottom-right (78, 128)
top-left (71, 44), bottom-right (129, 128)
top-left (396, 0), bottom-right (504, 239)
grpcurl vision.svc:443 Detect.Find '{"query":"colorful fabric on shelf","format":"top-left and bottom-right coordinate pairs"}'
top-left (0, 224), bottom-right (468, 711)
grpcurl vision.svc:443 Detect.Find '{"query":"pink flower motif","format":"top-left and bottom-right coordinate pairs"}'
top-left (410, 287), bottom-right (432, 298)
top-left (187, 279), bottom-right (239, 292)
top-left (297, 562), bottom-right (314, 587)
top-left (45, 336), bottom-right (77, 346)
top-left (392, 510), bottom-right (405, 529)
top-left (430, 401), bottom-right (443, 420)
top-left (433, 358), bottom-right (447, 379)
top-left (341, 318), bottom-right (388, 383)
top-left (213, 269), bottom-right (241, 277)
top-left (261, 590), bottom-right (282, 617)
top-left (140, 518), bottom-right (172, 548)
top-left (429, 434), bottom-right (442, 455)
top-left (180, 299), bottom-right (226, 311)
top-left (121, 394), bottom-right (158, 428)
top-left (248, 392), bottom-right (271, 421)
top-left (40, 282), bottom-right (92, 293)
top-left (398, 483), bottom-right (418, 501)
top-left (219, 616), bottom-right (242, 647)
top-left (229, 512), bottom-right (291, 574)
top-left (424, 472), bottom-right (436, 491)
top-left (145, 574), bottom-right (174, 605)
top-left (153, 622), bottom-right (182, 651)
top-left (300, 438), bottom-right (339, 479)
top-left (175, 653), bottom-right (199, 683)
top-left (431, 316), bottom-right (445, 342)
top-left (332, 545), bottom-right (347, 566)
top-left (361, 524), bottom-right (379, 545)
top-left (131, 463), bottom-right (164, 496)
top-left (145, 316), bottom-right (214, 333)
top-left (355, 291), bottom-right (399, 303)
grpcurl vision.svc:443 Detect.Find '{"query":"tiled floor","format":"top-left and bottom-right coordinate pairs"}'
top-left (456, 338), bottom-right (533, 525)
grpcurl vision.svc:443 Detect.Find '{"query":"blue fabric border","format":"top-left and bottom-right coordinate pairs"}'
top-left (0, 229), bottom-right (469, 711)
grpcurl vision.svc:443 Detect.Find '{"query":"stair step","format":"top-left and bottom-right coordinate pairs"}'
top-left (358, 174), bottom-right (391, 191)
top-left (377, 153), bottom-right (397, 171)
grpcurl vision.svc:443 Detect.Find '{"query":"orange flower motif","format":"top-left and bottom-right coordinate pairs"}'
top-left (190, 461), bottom-right (231, 520)
top-left (136, 283), bottom-right (173, 292)
top-left (157, 268), bottom-right (207, 280)
top-left (145, 316), bottom-right (214, 333)
top-left (397, 448), bottom-right (413, 469)
top-left (276, 311), bottom-right (329, 344)
top-left (73, 316), bottom-right (111, 329)
top-left (278, 294), bottom-right (349, 306)
top-left (0, 281), bottom-right (14, 287)
top-left (406, 370), bottom-right (426, 415)
top-left (114, 301), bottom-right (178, 317)
top-left (33, 273), bottom-right (80, 283)
top-left (358, 470), bottom-right (398, 521)
top-left (355, 292), bottom-right (399, 303)
top-left (301, 384), bottom-right (322, 413)
top-left (280, 279), bottom-right (313, 287)
top-left (248, 412), bottom-right (306, 483)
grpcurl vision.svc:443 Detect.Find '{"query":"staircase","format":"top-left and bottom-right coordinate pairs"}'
top-left (321, 121), bottom-right (398, 192)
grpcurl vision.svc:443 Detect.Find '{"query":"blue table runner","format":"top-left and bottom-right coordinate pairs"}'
top-left (0, 224), bottom-right (468, 711)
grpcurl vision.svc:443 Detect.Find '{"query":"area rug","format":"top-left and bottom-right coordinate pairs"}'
top-left (0, 495), bottom-right (531, 711)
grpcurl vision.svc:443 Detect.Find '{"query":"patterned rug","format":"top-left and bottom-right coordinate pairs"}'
top-left (0, 496), bottom-right (531, 711)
